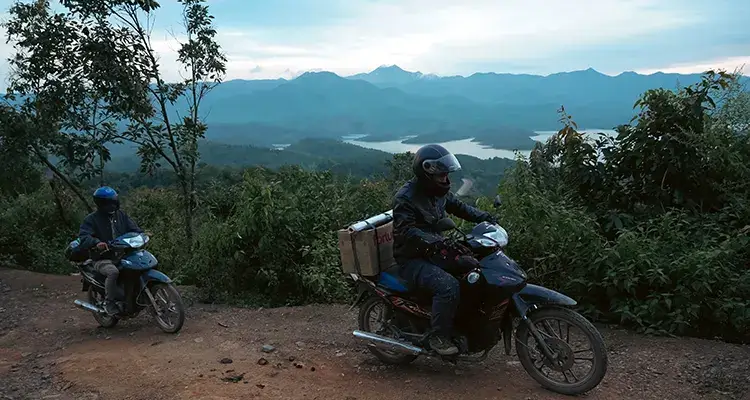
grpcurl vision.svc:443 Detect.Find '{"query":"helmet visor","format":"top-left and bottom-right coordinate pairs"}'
top-left (422, 153), bottom-right (462, 175)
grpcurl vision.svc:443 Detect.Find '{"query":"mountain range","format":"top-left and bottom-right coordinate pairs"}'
top-left (187, 65), bottom-right (747, 151)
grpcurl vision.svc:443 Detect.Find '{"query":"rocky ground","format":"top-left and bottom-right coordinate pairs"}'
top-left (1, 268), bottom-right (748, 400)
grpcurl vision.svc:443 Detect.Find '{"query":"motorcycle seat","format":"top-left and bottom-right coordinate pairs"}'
top-left (377, 267), bottom-right (412, 293)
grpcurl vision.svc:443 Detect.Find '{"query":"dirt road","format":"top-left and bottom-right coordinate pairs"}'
top-left (1, 268), bottom-right (748, 400)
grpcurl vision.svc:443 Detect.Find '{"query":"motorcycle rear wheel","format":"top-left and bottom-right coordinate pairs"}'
top-left (88, 286), bottom-right (119, 328)
top-left (358, 296), bottom-right (418, 365)
top-left (515, 307), bottom-right (608, 396)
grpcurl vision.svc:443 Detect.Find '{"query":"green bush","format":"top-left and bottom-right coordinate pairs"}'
top-left (188, 166), bottom-right (391, 305)
top-left (0, 183), bottom-right (84, 274)
top-left (484, 71), bottom-right (750, 342)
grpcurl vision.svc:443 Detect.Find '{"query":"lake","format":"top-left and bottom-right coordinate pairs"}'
top-left (342, 130), bottom-right (617, 160)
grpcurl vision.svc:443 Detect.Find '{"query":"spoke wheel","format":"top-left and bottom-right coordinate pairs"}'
top-left (516, 307), bottom-right (608, 395)
top-left (358, 296), bottom-right (419, 365)
top-left (148, 283), bottom-right (185, 334)
top-left (88, 286), bottom-right (118, 328)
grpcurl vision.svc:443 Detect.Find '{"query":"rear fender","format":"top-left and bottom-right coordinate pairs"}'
top-left (348, 281), bottom-right (371, 311)
top-left (512, 284), bottom-right (576, 318)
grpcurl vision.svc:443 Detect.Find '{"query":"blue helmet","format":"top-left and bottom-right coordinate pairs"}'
top-left (93, 186), bottom-right (119, 214)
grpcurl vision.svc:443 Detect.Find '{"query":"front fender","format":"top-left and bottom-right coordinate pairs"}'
top-left (142, 268), bottom-right (172, 284)
top-left (512, 284), bottom-right (576, 317)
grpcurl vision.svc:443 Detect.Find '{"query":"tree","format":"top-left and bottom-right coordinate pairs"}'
top-left (6, 0), bottom-right (227, 242)
top-left (385, 152), bottom-right (414, 192)
top-left (60, 0), bottom-right (227, 243)
top-left (2, 0), bottom-right (154, 211)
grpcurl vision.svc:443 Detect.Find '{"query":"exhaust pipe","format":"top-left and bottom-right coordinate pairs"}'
top-left (74, 299), bottom-right (105, 314)
top-left (352, 330), bottom-right (423, 355)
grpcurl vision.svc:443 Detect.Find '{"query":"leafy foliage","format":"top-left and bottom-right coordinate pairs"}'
top-left (495, 71), bottom-right (750, 342)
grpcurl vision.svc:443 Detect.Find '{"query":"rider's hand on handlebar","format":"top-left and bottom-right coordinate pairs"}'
top-left (95, 242), bottom-right (109, 251)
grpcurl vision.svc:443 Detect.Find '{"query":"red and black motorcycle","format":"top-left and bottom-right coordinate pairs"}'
top-left (349, 198), bottom-right (608, 396)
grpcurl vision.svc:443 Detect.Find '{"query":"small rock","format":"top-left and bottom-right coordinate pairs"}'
top-left (219, 358), bottom-right (233, 364)
top-left (198, 374), bottom-right (203, 378)
top-left (269, 371), bottom-right (279, 377)
top-left (220, 372), bottom-right (245, 383)
top-left (293, 361), bottom-right (304, 369)
top-left (256, 384), bottom-right (265, 389)
top-left (194, 337), bottom-right (204, 343)
top-left (258, 358), bottom-right (269, 366)
top-left (310, 366), bottom-right (316, 372)
top-left (261, 345), bottom-right (275, 353)
top-left (370, 366), bottom-right (378, 372)
top-left (151, 341), bottom-right (162, 346)
top-left (295, 341), bottom-right (305, 348)
top-left (335, 351), bottom-right (346, 357)
top-left (288, 356), bottom-right (295, 362)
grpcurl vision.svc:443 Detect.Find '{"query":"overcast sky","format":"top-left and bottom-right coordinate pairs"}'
top-left (0, 0), bottom-right (748, 82)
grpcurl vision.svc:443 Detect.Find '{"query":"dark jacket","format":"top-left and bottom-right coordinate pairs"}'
top-left (78, 210), bottom-right (142, 255)
top-left (392, 179), bottom-right (493, 263)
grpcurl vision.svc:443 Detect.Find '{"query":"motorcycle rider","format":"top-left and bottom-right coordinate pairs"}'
top-left (78, 186), bottom-right (142, 316)
top-left (392, 144), bottom-right (498, 356)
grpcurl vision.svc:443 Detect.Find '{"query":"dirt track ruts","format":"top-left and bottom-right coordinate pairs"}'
top-left (1, 268), bottom-right (748, 400)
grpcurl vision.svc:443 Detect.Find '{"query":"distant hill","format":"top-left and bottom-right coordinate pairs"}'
top-left (105, 138), bottom-right (515, 196)
top-left (182, 66), bottom-right (747, 151)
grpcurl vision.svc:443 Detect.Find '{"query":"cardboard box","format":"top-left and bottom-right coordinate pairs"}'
top-left (338, 221), bottom-right (396, 277)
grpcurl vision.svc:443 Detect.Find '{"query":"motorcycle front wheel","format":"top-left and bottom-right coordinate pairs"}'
top-left (148, 283), bottom-right (185, 334)
top-left (515, 307), bottom-right (608, 396)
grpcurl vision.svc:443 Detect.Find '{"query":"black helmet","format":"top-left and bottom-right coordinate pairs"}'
top-left (412, 144), bottom-right (461, 196)
top-left (92, 186), bottom-right (120, 214)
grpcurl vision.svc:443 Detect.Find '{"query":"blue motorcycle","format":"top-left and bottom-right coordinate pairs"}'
top-left (68, 232), bottom-right (185, 333)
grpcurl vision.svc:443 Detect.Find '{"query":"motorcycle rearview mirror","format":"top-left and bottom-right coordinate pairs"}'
top-left (435, 217), bottom-right (457, 232)
top-left (493, 195), bottom-right (502, 209)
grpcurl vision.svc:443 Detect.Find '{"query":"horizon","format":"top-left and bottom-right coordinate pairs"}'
top-left (226, 64), bottom-right (749, 83)
top-left (0, 0), bottom-right (748, 82)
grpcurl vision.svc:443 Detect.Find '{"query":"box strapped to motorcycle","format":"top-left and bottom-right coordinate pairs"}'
top-left (337, 210), bottom-right (397, 277)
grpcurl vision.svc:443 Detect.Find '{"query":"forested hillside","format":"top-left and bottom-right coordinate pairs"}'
top-left (1, 0), bottom-right (749, 345)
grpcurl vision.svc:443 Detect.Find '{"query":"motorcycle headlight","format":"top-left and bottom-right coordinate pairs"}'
top-left (122, 234), bottom-right (148, 248)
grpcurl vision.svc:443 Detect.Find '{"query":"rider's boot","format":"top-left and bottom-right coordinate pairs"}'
top-left (103, 300), bottom-right (119, 316)
top-left (429, 334), bottom-right (459, 356)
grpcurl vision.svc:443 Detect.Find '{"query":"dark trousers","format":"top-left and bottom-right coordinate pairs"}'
top-left (94, 259), bottom-right (119, 301)
top-left (400, 258), bottom-right (460, 336)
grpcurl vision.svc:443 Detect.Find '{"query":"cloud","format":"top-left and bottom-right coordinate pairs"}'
top-left (635, 56), bottom-right (750, 76)
top-left (0, 0), bottom-right (747, 81)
